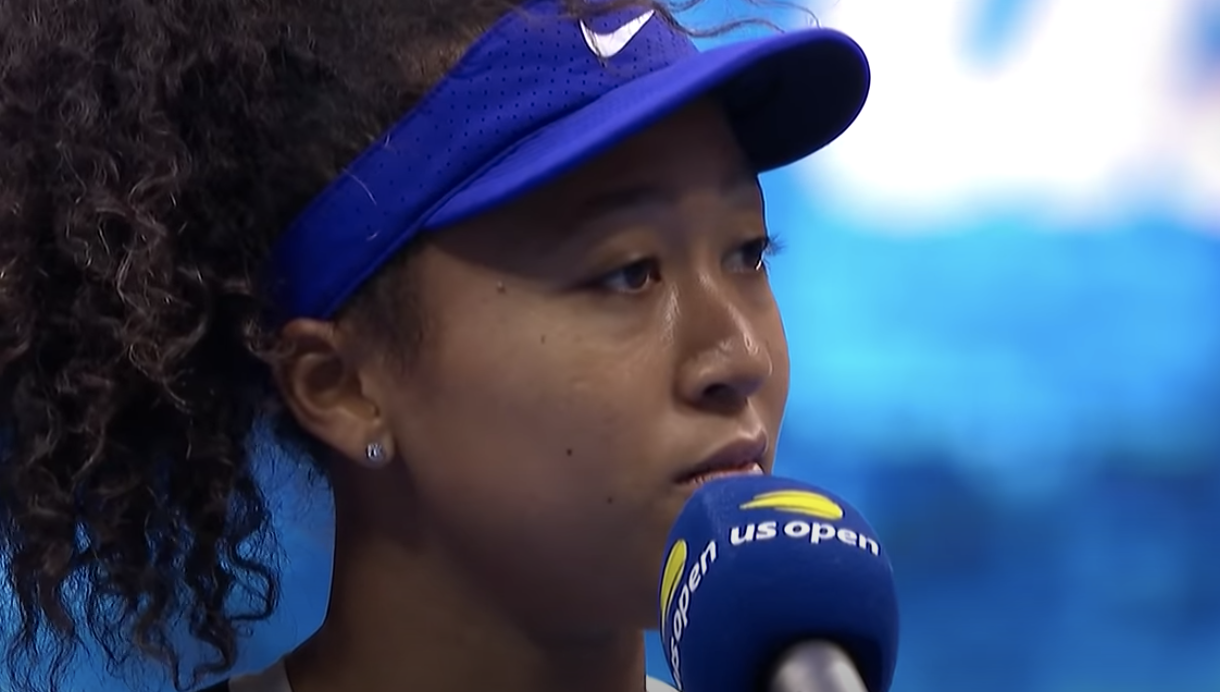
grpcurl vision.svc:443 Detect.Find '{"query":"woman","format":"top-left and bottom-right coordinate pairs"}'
top-left (0, 0), bottom-right (868, 691)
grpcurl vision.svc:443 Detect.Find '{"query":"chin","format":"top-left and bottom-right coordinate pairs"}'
top-left (583, 574), bottom-right (665, 632)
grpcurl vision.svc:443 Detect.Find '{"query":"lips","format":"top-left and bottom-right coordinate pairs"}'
top-left (675, 437), bottom-right (768, 486)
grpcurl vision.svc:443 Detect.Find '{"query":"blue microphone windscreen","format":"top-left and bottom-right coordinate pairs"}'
top-left (657, 475), bottom-right (899, 692)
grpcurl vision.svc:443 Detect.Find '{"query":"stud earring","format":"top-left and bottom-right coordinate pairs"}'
top-left (364, 442), bottom-right (388, 466)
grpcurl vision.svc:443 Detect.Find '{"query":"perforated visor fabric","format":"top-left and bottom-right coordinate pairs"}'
top-left (266, 0), bottom-right (869, 321)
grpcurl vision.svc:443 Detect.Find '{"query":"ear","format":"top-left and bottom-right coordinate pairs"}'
top-left (271, 318), bottom-right (396, 469)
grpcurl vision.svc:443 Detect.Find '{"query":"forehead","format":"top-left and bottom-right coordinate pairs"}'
top-left (442, 100), bottom-right (757, 252)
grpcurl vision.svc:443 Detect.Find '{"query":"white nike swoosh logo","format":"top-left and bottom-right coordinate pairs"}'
top-left (580, 10), bottom-right (655, 59)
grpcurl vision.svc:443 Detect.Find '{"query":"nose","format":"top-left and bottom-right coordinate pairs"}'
top-left (674, 278), bottom-right (775, 415)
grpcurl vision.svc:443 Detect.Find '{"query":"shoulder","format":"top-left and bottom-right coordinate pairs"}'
top-left (214, 661), bottom-right (677, 692)
top-left (218, 660), bottom-right (292, 692)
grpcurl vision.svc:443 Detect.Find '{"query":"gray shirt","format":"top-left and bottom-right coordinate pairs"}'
top-left (227, 659), bottom-right (680, 692)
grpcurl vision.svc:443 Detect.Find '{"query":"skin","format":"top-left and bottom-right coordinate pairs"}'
top-left (273, 98), bottom-right (791, 692)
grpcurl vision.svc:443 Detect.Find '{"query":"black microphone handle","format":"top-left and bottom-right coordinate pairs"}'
top-left (767, 641), bottom-right (870, 692)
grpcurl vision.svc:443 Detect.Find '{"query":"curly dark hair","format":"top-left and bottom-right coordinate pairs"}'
top-left (0, 0), bottom-right (785, 690)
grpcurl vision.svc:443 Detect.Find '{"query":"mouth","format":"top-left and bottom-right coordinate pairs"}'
top-left (675, 436), bottom-right (768, 487)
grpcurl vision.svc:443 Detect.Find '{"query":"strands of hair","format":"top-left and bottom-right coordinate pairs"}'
top-left (0, 1), bottom-right (799, 690)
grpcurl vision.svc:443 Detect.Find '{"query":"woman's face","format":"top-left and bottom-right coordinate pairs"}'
top-left (295, 99), bottom-right (790, 636)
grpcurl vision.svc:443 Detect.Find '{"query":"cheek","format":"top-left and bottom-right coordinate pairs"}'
top-left (389, 304), bottom-right (676, 605)
top-left (395, 300), bottom-right (666, 507)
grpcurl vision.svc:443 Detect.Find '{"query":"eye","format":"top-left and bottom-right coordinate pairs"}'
top-left (598, 258), bottom-right (661, 293)
top-left (729, 235), bottom-right (779, 272)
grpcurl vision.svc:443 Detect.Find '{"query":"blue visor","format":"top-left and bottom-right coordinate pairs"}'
top-left (267, 0), bottom-right (870, 321)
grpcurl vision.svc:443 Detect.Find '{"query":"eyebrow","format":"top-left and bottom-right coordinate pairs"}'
top-left (575, 167), bottom-right (759, 220)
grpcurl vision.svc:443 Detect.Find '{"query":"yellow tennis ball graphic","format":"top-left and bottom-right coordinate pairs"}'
top-left (738, 490), bottom-right (844, 520)
top-left (659, 539), bottom-right (688, 629)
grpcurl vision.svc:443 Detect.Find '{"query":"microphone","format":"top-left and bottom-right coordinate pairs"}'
top-left (657, 475), bottom-right (899, 692)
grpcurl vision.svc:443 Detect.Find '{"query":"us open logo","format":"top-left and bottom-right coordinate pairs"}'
top-left (730, 490), bottom-right (881, 556)
top-left (659, 537), bottom-right (717, 689)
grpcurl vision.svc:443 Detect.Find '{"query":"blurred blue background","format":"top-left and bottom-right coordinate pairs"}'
top-left (8, 2), bottom-right (1216, 692)
top-left (647, 0), bottom-right (1220, 690)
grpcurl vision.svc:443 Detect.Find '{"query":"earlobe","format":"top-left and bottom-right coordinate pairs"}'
top-left (363, 441), bottom-right (391, 467)
top-left (272, 318), bottom-right (389, 467)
